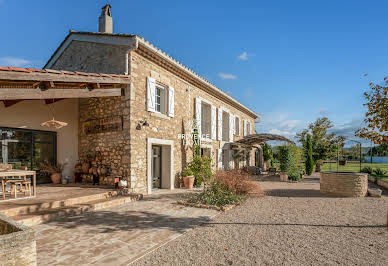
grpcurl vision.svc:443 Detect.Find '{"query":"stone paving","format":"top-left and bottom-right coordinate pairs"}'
top-left (34, 190), bottom-right (218, 265)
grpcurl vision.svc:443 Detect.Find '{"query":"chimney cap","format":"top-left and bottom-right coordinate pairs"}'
top-left (101, 4), bottom-right (112, 16)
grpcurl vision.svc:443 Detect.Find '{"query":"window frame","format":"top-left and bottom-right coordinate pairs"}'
top-left (154, 83), bottom-right (168, 115)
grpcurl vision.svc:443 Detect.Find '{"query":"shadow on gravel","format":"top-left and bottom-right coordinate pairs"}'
top-left (204, 222), bottom-right (386, 229)
top-left (265, 189), bottom-right (327, 197)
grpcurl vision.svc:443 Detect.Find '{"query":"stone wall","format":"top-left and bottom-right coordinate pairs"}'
top-left (320, 172), bottom-right (368, 197)
top-left (0, 214), bottom-right (36, 266)
top-left (128, 50), bottom-right (257, 193)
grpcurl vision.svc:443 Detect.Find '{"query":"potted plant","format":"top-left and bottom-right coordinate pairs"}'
top-left (40, 161), bottom-right (66, 184)
top-left (182, 168), bottom-right (195, 189)
top-left (278, 145), bottom-right (296, 182)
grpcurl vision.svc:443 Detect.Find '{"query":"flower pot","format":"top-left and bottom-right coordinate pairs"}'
top-left (279, 172), bottom-right (288, 182)
top-left (51, 173), bottom-right (62, 184)
top-left (183, 176), bottom-right (195, 189)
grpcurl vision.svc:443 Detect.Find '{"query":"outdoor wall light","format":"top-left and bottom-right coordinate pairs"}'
top-left (136, 120), bottom-right (149, 130)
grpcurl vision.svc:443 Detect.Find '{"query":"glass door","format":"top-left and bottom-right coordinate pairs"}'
top-left (151, 145), bottom-right (162, 189)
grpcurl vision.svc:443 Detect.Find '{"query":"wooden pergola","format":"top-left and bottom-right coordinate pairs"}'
top-left (233, 133), bottom-right (295, 147)
top-left (0, 67), bottom-right (130, 106)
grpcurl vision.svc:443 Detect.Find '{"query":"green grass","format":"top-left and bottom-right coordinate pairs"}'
top-left (321, 162), bottom-right (388, 174)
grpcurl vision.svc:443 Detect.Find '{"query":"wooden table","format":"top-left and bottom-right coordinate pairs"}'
top-left (0, 170), bottom-right (36, 200)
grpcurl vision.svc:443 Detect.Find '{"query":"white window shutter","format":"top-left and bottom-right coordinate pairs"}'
top-left (211, 105), bottom-right (216, 140)
top-left (146, 77), bottom-right (156, 112)
top-left (167, 86), bottom-right (174, 117)
top-left (217, 149), bottom-right (223, 169)
top-left (243, 120), bottom-right (247, 136)
top-left (195, 98), bottom-right (202, 136)
top-left (217, 108), bottom-right (223, 141)
top-left (249, 121), bottom-right (252, 135)
top-left (229, 114), bottom-right (234, 142)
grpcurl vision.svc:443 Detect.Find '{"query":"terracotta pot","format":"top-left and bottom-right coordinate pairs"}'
top-left (279, 172), bottom-right (288, 182)
top-left (51, 173), bottom-right (62, 184)
top-left (183, 176), bottom-right (195, 189)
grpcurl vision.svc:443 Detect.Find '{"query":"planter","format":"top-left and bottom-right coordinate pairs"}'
top-left (279, 172), bottom-right (288, 182)
top-left (50, 173), bottom-right (62, 184)
top-left (183, 176), bottom-right (195, 189)
top-left (320, 172), bottom-right (368, 197)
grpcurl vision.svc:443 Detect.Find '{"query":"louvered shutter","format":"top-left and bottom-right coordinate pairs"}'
top-left (146, 77), bottom-right (156, 112)
top-left (195, 98), bottom-right (202, 136)
top-left (229, 114), bottom-right (234, 142)
top-left (211, 105), bottom-right (216, 140)
top-left (217, 149), bottom-right (223, 169)
top-left (167, 86), bottom-right (174, 117)
top-left (217, 108), bottom-right (223, 141)
top-left (243, 120), bottom-right (247, 136)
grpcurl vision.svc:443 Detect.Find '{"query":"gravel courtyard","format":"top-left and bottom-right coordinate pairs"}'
top-left (133, 176), bottom-right (388, 266)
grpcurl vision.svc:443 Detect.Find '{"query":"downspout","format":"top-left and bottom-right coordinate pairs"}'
top-left (124, 37), bottom-right (139, 75)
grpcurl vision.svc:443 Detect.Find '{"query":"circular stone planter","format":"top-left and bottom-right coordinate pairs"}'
top-left (320, 172), bottom-right (368, 197)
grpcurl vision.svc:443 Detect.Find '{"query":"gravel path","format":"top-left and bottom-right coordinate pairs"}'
top-left (133, 177), bottom-right (388, 266)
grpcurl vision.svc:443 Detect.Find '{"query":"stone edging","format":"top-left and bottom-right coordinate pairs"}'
top-left (176, 200), bottom-right (238, 212)
top-left (368, 176), bottom-right (388, 189)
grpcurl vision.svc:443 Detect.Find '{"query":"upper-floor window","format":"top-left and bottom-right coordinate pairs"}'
top-left (155, 84), bottom-right (167, 114)
top-left (235, 116), bottom-right (240, 136)
top-left (201, 102), bottom-right (211, 137)
top-left (147, 77), bottom-right (174, 117)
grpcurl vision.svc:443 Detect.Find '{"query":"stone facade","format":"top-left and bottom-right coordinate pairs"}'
top-left (50, 35), bottom-right (257, 194)
top-left (0, 214), bottom-right (36, 266)
top-left (320, 172), bottom-right (368, 197)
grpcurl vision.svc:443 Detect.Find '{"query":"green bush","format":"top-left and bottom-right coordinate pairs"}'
top-left (183, 167), bottom-right (194, 177)
top-left (373, 168), bottom-right (387, 176)
top-left (360, 166), bottom-right (373, 174)
top-left (278, 145), bottom-right (296, 174)
top-left (288, 172), bottom-right (302, 181)
top-left (305, 134), bottom-right (314, 176)
top-left (188, 181), bottom-right (244, 207)
top-left (186, 155), bottom-right (213, 186)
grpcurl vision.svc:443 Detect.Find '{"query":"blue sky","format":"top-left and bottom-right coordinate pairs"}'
top-left (1, 0), bottom-right (387, 145)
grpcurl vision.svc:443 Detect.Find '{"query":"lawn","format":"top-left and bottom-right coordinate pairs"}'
top-left (321, 161), bottom-right (388, 175)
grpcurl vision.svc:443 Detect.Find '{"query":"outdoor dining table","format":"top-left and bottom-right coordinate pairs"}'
top-left (0, 170), bottom-right (36, 200)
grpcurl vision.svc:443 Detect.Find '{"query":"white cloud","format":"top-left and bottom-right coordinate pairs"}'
top-left (318, 109), bottom-right (329, 116)
top-left (0, 57), bottom-right (32, 67)
top-left (269, 128), bottom-right (296, 137)
top-left (218, 72), bottom-right (237, 80)
top-left (238, 52), bottom-right (249, 60)
top-left (279, 119), bottom-right (301, 130)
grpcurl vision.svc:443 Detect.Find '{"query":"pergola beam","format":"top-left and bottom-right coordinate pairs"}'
top-left (0, 88), bottom-right (123, 100)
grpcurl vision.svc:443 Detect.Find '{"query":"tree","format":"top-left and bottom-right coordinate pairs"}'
top-left (296, 117), bottom-right (339, 169)
top-left (305, 134), bottom-right (314, 175)
top-left (262, 143), bottom-right (273, 170)
top-left (355, 76), bottom-right (388, 144)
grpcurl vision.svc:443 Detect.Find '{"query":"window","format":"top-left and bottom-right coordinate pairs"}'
top-left (235, 116), bottom-right (240, 136)
top-left (200, 147), bottom-right (211, 158)
top-left (247, 121), bottom-right (251, 135)
top-left (155, 84), bottom-right (167, 114)
top-left (222, 111), bottom-right (230, 141)
top-left (201, 102), bottom-right (211, 138)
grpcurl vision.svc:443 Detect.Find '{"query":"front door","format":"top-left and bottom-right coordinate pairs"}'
top-left (151, 145), bottom-right (162, 189)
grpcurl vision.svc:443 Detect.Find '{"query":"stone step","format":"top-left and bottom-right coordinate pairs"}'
top-left (0, 189), bottom-right (129, 217)
top-left (12, 193), bottom-right (142, 227)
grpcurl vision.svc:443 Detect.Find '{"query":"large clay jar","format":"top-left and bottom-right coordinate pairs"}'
top-left (183, 176), bottom-right (195, 189)
top-left (279, 172), bottom-right (288, 182)
top-left (51, 173), bottom-right (62, 184)
top-left (82, 162), bottom-right (90, 173)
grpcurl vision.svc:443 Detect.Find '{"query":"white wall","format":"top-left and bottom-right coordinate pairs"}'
top-left (0, 99), bottom-right (79, 180)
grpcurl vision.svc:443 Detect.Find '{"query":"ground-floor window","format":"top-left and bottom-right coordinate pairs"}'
top-left (0, 127), bottom-right (56, 183)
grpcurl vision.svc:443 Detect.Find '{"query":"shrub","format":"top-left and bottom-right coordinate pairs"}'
top-left (305, 134), bottom-right (314, 176)
top-left (183, 167), bottom-right (194, 177)
top-left (288, 171), bottom-right (302, 181)
top-left (360, 166), bottom-right (373, 174)
top-left (214, 170), bottom-right (263, 195)
top-left (262, 143), bottom-right (273, 165)
top-left (373, 168), bottom-right (387, 176)
top-left (186, 155), bottom-right (213, 186)
top-left (278, 145), bottom-right (296, 174)
top-left (188, 181), bottom-right (244, 207)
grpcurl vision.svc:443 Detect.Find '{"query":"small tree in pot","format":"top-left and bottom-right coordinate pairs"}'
top-left (262, 143), bottom-right (273, 171)
top-left (182, 167), bottom-right (195, 189)
top-left (40, 160), bottom-right (66, 184)
top-left (278, 145), bottom-right (296, 181)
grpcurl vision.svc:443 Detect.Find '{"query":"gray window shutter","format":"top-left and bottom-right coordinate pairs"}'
top-left (147, 77), bottom-right (156, 112)
top-left (217, 108), bottom-right (223, 141)
top-left (229, 114), bottom-right (234, 142)
top-left (168, 86), bottom-right (174, 117)
top-left (243, 120), bottom-right (247, 136)
top-left (195, 97), bottom-right (202, 136)
top-left (211, 105), bottom-right (216, 140)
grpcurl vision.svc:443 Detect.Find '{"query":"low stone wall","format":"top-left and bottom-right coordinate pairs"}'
top-left (0, 214), bottom-right (36, 266)
top-left (320, 172), bottom-right (368, 197)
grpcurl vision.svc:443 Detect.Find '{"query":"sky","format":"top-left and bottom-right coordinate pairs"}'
top-left (1, 0), bottom-right (387, 146)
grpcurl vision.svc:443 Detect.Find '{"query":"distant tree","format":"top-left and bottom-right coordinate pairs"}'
top-left (355, 76), bottom-right (388, 144)
top-left (305, 134), bottom-right (314, 175)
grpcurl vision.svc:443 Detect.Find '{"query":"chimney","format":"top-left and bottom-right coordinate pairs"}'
top-left (99, 4), bottom-right (113, 33)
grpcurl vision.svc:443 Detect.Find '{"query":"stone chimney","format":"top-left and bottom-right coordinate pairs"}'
top-left (99, 4), bottom-right (113, 33)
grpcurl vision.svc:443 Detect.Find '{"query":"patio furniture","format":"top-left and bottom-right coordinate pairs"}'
top-left (0, 170), bottom-right (36, 201)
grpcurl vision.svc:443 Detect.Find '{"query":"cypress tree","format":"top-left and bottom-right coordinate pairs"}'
top-left (305, 134), bottom-right (314, 175)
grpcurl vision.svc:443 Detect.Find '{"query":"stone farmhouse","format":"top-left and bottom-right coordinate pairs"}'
top-left (0, 5), bottom-right (259, 194)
